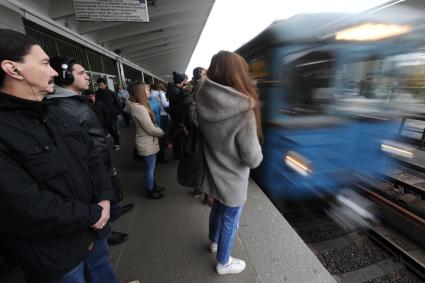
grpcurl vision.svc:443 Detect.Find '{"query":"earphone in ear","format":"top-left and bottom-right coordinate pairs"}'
top-left (14, 67), bottom-right (39, 102)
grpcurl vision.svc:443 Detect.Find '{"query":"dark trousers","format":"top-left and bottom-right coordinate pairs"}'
top-left (122, 112), bottom-right (131, 127)
top-left (109, 115), bottom-right (120, 146)
top-left (158, 115), bottom-right (169, 162)
top-left (109, 203), bottom-right (123, 222)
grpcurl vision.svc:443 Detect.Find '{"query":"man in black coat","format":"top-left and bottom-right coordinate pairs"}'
top-left (0, 29), bottom-right (116, 283)
top-left (95, 77), bottom-right (122, 150)
top-left (86, 91), bottom-right (109, 134)
top-left (48, 56), bottom-right (133, 246)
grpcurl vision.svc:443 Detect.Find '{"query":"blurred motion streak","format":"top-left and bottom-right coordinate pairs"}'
top-left (285, 151), bottom-right (313, 176)
top-left (235, 0), bottom-right (425, 200)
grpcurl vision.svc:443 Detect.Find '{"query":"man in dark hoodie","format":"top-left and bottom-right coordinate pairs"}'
top-left (168, 71), bottom-right (187, 159)
top-left (0, 29), bottom-right (116, 282)
top-left (95, 77), bottom-right (122, 150)
top-left (47, 56), bottom-right (134, 246)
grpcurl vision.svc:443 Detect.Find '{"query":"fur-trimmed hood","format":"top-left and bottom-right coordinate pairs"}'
top-left (196, 78), bottom-right (256, 122)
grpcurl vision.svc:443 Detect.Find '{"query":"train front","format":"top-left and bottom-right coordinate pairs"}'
top-left (245, 5), bottom-right (425, 200)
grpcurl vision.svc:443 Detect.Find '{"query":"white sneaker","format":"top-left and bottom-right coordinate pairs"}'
top-left (216, 256), bottom-right (246, 275)
top-left (209, 242), bottom-right (217, 253)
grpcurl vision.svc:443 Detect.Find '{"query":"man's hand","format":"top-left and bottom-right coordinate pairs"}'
top-left (91, 200), bottom-right (110, 230)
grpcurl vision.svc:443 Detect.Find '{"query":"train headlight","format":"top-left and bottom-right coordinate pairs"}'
top-left (284, 151), bottom-right (313, 176)
top-left (381, 140), bottom-right (414, 159)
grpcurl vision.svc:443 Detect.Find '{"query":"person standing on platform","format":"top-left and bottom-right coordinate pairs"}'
top-left (188, 67), bottom-right (210, 200)
top-left (147, 84), bottom-right (161, 129)
top-left (151, 81), bottom-right (171, 162)
top-left (0, 29), bottom-right (117, 283)
top-left (48, 56), bottom-right (133, 246)
top-left (168, 72), bottom-right (185, 159)
top-left (196, 51), bottom-right (263, 275)
top-left (96, 77), bottom-right (122, 150)
top-left (85, 90), bottom-right (109, 135)
top-left (126, 83), bottom-right (165, 199)
top-left (117, 83), bottom-right (131, 127)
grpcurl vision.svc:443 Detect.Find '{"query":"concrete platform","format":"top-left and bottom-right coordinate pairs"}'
top-left (0, 126), bottom-right (335, 283)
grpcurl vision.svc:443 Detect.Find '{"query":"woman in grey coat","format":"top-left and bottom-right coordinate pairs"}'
top-left (196, 51), bottom-right (263, 275)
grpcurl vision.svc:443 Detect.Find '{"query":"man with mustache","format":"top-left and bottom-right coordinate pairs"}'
top-left (0, 29), bottom-right (117, 282)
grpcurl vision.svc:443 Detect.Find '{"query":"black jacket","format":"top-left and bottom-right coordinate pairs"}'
top-left (0, 92), bottom-right (115, 283)
top-left (168, 85), bottom-right (184, 123)
top-left (87, 99), bottom-right (109, 134)
top-left (48, 87), bottom-right (111, 166)
top-left (95, 88), bottom-right (122, 115)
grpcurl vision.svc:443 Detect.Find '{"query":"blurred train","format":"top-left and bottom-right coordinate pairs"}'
top-left (237, 0), bottom-right (425, 200)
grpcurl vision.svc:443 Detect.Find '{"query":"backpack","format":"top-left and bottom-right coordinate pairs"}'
top-left (177, 122), bottom-right (206, 187)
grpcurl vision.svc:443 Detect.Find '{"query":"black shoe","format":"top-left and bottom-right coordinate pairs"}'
top-left (146, 191), bottom-right (164, 199)
top-left (107, 231), bottom-right (129, 245)
top-left (121, 203), bottom-right (134, 215)
top-left (154, 184), bottom-right (166, 193)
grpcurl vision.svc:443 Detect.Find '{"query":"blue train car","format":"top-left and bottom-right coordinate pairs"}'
top-left (237, 3), bottom-right (425, 199)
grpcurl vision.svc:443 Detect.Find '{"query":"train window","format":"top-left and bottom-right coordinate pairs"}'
top-left (338, 57), bottom-right (381, 98)
top-left (379, 51), bottom-right (425, 101)
top-left (338, 51), bottom-right (425, 102)
top-left (285, 51), bottom-right (335, 115)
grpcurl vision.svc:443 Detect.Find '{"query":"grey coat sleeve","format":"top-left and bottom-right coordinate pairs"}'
top-left (236, 111), bottom-right (263, 169)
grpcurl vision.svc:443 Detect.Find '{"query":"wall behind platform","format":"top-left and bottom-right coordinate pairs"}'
top-left (0, 4), bottom-right (25, 33)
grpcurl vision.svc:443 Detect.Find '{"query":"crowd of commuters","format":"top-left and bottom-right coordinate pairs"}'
top-left (0, 27), bottom-right (263, 282)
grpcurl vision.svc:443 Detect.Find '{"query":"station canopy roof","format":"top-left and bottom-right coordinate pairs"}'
top-left (12, 0), bottom-right (215, 80)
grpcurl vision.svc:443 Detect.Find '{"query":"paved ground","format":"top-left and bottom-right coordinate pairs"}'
top-left (1, 125), bottom-right (335, 283)
top-left (108, 127), bottom-right (258, 283)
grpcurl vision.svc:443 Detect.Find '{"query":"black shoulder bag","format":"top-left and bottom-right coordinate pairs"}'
top-left (177, 114), bottom-right (206, 187)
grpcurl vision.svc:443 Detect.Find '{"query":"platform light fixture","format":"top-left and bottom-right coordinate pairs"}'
top-left (336, 23), bottom-right (411, 41)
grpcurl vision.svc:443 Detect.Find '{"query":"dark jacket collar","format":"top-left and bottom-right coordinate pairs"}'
top-left (0, 91), bottom-right (47, 117)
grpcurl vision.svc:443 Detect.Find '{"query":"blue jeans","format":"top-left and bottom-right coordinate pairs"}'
top-left (143, 154), bottom-right (156, 191)
top-left (209, 200), bottom-right (244, 265)
top-left (84, 239), bottom-right (118, 283)
top-left (54, 239), bottom-right (117, 283)
top-left (53, 262), bottom-right (84, 283)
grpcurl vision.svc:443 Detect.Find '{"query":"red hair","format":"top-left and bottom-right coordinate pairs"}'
top-left (207, 51), bottom-right (262, 138)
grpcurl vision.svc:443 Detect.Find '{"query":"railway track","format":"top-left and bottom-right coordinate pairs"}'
top-left (279, 181), bottom-right (425, 282)
top-left (352, 183), bottom-right (425, 281)
top-left (382, 165), bottom-right (425, 197)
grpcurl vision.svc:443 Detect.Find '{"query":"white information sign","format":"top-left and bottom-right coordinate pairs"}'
top-left (107, 78), bottom-right (115, 91)
top-left (74, 0), bottom-right (149, 22)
